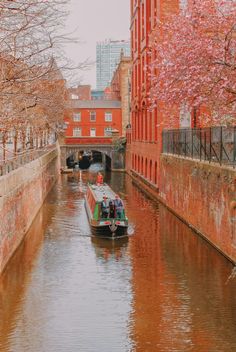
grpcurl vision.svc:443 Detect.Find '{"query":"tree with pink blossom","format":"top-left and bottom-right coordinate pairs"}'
top-left (148, 0), bottom-right (236, 126)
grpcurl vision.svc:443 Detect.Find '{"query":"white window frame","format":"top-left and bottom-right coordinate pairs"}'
top-left (104, 127), bottom-right (112, 136)
top-left (180, 103), bottom-right (191, 128)
top-left (105, 112), bottom-right (112, 122)
top-left (73, 127), bottom-right (82, 137)
top-left (90, 128), bottom-right (96, 137)
top-left (90, 111), bottom-right (96, 122)
top-left (179, 0), bottom-right (188, 11)
top-left (73, 112), bottom-right (81, 122)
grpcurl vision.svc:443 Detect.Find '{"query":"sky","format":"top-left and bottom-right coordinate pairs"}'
top-left (63, 0), bottom-right (130, 88)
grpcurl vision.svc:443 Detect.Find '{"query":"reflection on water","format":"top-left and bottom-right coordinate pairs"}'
top-left (0, 165), bottom-right (236, 352)
top-left (91, 236), bottom-right (129, 262)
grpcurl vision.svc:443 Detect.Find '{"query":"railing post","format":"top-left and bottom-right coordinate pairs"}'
top-left (209, 127), bottom-right (212, 163)
top-left (200, 128), bottom-right (202, 161)
top-left (168, 131), bottom-right (170, 153)
top-left (220, 126), bottom-right (223, 166)
top-left (184, 130), bottom-right (187, 157)
top-left (204, 130), bottom-right (206, 160)
top-left (191, 129), bottom-right (194, 158)
top-left (162, 130), bottom-right (164, 153)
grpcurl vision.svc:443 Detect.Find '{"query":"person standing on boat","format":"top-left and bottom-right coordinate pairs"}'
top-left (101, 195), bottom-right (109, 218)
top-left (96, 172), bottom-right (103, 185)
top-left (114, 195), bottom-right (124, 219)
top-left (109, 199), bottom-right (115, 218)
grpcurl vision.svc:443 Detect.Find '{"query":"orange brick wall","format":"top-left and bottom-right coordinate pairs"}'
top-left (68, 86), bottom-right (91, 100)
top-left (159, 155), bottom-right (236, 262)
top-left (65, 108), bottom-right (122, 137)
top-left (0, 146), bottom-right (60, 273)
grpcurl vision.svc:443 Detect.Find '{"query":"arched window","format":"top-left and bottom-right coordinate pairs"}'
top-left (150, 159), bottom-right (152, 181)
top-left (154, 161), bottom-right (157, 184)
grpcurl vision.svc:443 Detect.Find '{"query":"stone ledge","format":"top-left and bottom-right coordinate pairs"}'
top-left (0, 147), bottom-right (58, 197)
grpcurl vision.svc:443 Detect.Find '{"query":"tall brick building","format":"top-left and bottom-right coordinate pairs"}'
top-left (127, 0), bottom-right (180, 186)
top-left (110, 53), bottom-right (132, 136)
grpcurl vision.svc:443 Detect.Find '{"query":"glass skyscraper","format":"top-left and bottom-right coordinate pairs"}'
top-left (96, 39), bottom-right (130, 90)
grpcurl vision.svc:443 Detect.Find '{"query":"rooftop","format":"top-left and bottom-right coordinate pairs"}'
top-left (90, 183), bottom-right (117, 202)
top-left (69, 100), bottom-right (121, 109)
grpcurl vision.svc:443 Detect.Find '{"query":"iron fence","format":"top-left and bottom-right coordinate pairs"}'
top-left (162, 126), bottom-right (236, 168)
top-left (0, 143), bottom-right (56, 176)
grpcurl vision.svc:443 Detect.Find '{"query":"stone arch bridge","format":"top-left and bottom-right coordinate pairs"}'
top-left (59, 136), bottom-right (125, 171)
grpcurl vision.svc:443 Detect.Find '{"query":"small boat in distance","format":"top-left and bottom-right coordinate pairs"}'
top-left (78, 152), bottom-right (92, 169)
top-left (85, 183), bottom-right (128, 238)
top-left (60, 167), bottom-right (73, 174)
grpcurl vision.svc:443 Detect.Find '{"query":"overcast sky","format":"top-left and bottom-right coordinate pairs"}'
top-left (63, 0), bottom-right (130, 88)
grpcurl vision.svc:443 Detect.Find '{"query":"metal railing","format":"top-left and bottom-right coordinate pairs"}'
top-left (162, 126), bottom-right (236, 168)
top-left (0, 143), bottom-right (56, 176)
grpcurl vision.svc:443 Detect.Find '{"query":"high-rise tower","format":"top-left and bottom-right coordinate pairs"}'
top-left (96, 39), bottom-right (130, 90)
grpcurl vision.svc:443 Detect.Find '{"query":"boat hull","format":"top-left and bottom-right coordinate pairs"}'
top-left (91, 223), bottom-right (128, 238)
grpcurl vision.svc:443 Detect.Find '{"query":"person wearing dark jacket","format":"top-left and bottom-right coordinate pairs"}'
top-left (114, 195), bottom-right (124, 219)
top-left (109, 200), bottom-right (115, 218)
top-left (101, 195), bottom-right (109, 218)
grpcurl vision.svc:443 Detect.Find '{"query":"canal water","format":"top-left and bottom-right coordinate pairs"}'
top-left (0, 164), bottom-right (236, 352)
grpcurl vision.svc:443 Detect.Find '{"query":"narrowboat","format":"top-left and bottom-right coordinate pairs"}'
top-left (85, 183), bottom-right (128, 238)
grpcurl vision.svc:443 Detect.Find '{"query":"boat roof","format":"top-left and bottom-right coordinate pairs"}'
top-left (88, 183), bottom-right (117, 202)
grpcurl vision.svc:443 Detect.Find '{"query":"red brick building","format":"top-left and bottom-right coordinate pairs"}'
top-left (127, 1), bottom-right (236, 263)
top-left (64, 98), bottom-right (122, 145)
top-left (68, 85), bottom-right (91, 101)
top-left (110, 54), bottom-right (132, 136)
top-left (127, 0), bottom-right (180, 186)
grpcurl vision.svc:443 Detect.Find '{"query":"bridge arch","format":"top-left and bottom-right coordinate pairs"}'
top-left (60, 145), bottom-right (114, 169)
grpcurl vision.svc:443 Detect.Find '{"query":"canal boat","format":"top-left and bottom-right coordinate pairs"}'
top-left (85, 183), bottom-right (128, 238)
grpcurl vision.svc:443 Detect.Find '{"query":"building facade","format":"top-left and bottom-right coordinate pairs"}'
top-left (68, 85), bottom-right (91, 101)
top-left (96, 39), bottom-right (131, 90)
top-left (110, 54), bottom-right (132, 136)
top-left (127, 0), bottom-right (180, 186)
top-left (65, 99), bottom-right (122, 140)
top-left (127, 0), bottom-right (236, 263)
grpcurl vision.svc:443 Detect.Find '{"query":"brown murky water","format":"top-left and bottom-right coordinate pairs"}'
top-left (0, 164), bottom-right (236, 352)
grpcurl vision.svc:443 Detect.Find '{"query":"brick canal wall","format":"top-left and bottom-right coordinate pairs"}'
top-left (160, 156), bottom-right (236, 262)
top-left (130, 155), bottom-right (236, 263)
top-left (0, 145), bottom-right (60, 273)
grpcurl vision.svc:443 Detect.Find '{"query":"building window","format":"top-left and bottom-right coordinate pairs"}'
top-left (179, 0), bottom-right (188, 11)
top-left (73, 127), bottom-right (81, 137)
top-left (105, 112), bottom-right (112, 122)
top-left (180, 103), bottom-right (191, 128)
top-left (90, 128), bottom-right (96, 137)
top-left (71, 94), bottom-right (79, 99)
top-left (73, 112), bottom-right (81, 122)
top-left (104, 127), bottom-right (112, 136)
top-left (90, 111), bottom-right (96, 121)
